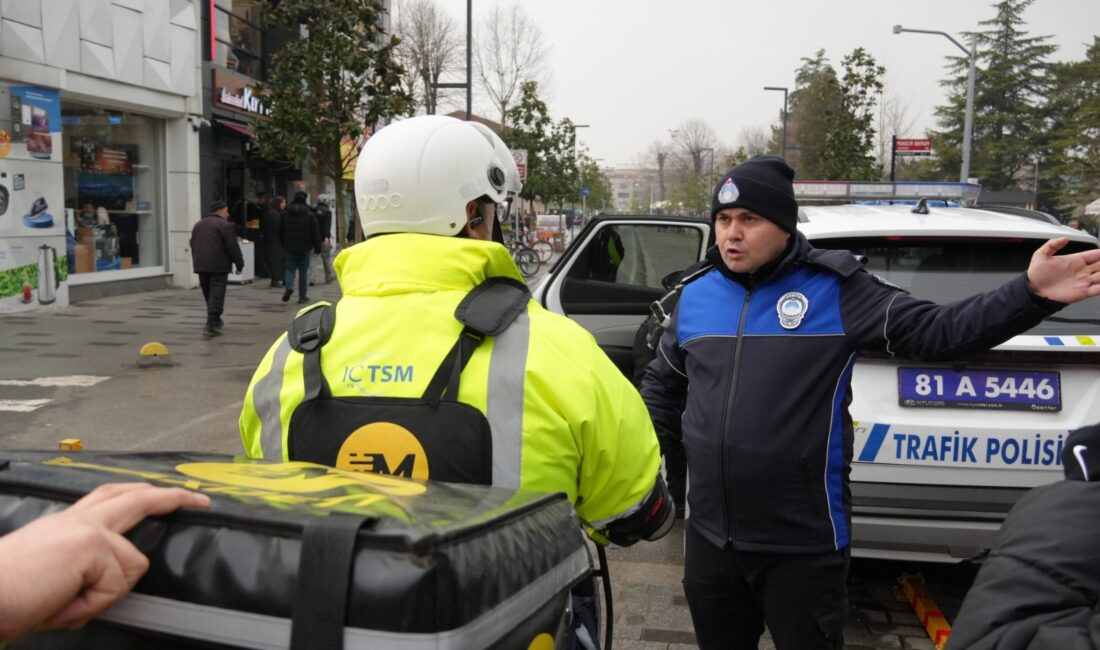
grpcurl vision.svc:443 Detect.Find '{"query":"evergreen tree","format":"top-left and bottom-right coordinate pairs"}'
top-left (820, 48), bottom-right (885, 181)
top-left (1045, 37), bottom-right (1100, 221)
top-left (784, 48), bottom-right (884, 180)
top-left (786, 50), bottom-right (842, 178)
top-left (253, 0), bottom-right (411, 245)
top-left (929, 0), bottom-right (1056, 188)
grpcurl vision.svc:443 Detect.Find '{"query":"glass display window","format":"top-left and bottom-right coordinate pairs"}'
top-left (61, 107), bottom-right (164, 275)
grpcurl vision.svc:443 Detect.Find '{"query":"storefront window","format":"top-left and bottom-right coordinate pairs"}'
top-left (61, 107), bottom-right (164, 275)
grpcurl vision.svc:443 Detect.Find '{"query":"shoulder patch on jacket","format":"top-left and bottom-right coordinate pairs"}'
top-left (804, 249), bottom-right (866, 278)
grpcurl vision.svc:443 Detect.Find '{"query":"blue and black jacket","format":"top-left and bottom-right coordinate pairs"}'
top-left (640, 232), bottom-right (1062, 554)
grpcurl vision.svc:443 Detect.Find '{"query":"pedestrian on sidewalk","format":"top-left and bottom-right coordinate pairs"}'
top-left (278, 191), bottom-right (320, 304)
top-left (190, 200), bottom-right (244, 337)
top-left (262, 195), bottom-right (285, 287)
top-left (314, 196), bottom-right (336, 284)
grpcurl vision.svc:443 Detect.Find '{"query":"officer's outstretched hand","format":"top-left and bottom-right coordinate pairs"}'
top-left (0, 482), bottom-right (210, 640)
top-left (1027, 237), bottom-right (1100, 304)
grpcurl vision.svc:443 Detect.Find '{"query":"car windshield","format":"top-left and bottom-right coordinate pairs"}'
top-left (814, 236), bottom-right (1100, 335)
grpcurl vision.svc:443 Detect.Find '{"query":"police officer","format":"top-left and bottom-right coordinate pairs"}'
top-left (640, 155), bottom-right (1100, 650)
top-left (240, 115), bottom-right (674, 550)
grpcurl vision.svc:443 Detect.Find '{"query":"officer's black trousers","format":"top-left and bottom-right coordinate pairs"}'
top-left (682, 522), bottom-right (848, 650)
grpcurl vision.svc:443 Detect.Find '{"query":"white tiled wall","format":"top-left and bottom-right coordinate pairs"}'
top-left (0, 0), bottom-right (199, 98)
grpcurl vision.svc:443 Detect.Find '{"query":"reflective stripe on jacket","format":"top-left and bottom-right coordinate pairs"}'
top-left (239, 233), bottom-right (663, 526)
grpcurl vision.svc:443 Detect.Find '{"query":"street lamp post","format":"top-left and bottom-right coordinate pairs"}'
top-left (572, 124), bottom-right (590, 216)
top-left (763, 86), bottom-right (788, 158)
top-left (894, 24), bottom-right (976, 183)
top-left (431, 0), bottom-right (473, 119)
top-left (701, 147), bottom-right (715, 178)
top-left (700, 146), bottom-right (715, 209)
top-left (572, 123), bottom-right (590, 160)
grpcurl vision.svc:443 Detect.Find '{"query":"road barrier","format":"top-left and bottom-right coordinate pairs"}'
top-left (895, 572), bottom-right (951, 649)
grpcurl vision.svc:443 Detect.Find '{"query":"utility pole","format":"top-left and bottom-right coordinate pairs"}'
top-left (764, 86), bottom-right (788, 158)
top-left (894, 25), bottom-right (976, 183)
top-left (432, 0), bottom-right (473, 120)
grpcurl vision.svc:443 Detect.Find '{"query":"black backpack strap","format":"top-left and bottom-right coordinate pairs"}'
top-left (287, 302), bottom-right (337, 401)
top-left (290, 514), bottom-right (373, 650)
top-left (454, 277), bottom-right (530, 336)
top-left (422, 278), bottom-right (531, 406)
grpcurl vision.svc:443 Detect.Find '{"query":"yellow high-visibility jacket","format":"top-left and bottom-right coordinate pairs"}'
top-left (239, 233), bottom-right (663, 528)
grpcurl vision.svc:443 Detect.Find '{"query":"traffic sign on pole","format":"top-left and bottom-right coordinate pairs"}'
top-left (581, 186), bottom-right (590, 197)
top-left (510, 149), bottom-right (528, 181)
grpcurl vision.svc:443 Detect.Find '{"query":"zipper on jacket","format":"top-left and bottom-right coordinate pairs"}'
top-left (720, 288), bottom-right (753, 544)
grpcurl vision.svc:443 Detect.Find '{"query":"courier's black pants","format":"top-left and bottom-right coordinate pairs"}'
top-left (198, 272), bottom-right (228, 326)
top-left (683, 522), bottom-right (849, 650)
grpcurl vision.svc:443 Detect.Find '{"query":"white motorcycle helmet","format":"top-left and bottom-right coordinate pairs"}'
top-left (354, 115), bottom-right (521, 238)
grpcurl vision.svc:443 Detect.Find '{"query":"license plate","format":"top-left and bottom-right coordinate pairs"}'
top-left (898, 368), bottom-right (1061, 412)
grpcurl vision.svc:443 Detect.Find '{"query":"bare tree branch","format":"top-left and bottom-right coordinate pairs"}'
top-left (395, 0), bottom-right (461, 115)
top-left (475, 3), bottom-right (548, 128)
top-left (737, 126), bottom-right (771, 157)
top-left (670, 118), bottom-right (720, 176)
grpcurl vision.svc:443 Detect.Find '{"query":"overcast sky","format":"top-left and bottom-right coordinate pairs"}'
top-left (421, 0), bottom-right (1099, 171)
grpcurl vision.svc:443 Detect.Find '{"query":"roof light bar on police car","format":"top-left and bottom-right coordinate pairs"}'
top-left (793, 181), bottom-right (982, 206)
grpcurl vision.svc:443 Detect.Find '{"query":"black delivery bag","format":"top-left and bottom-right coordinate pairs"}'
top-left (0, 451), bottom-right (592, 649)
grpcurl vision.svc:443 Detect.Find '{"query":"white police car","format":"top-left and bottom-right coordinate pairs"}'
top-left (532, 181), bottom-right (1100, 562)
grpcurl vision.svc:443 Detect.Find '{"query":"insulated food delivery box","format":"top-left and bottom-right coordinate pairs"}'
top-left (0, 451), bottom-right (591, 649)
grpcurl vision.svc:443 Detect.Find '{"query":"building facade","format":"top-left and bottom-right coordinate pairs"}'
top-left (604, 167), bottom-right (660, 213)
top-left (200, 0), bottom-right (302, 264)
top-left (0, 0), bottom-right (204, 311)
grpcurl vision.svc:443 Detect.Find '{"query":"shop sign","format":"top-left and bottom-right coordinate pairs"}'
top-left (213, 70), bottom-right (271, 119)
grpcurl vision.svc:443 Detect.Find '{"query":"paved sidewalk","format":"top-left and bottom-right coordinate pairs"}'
top-left (0, 279), bottom-right (342, 451)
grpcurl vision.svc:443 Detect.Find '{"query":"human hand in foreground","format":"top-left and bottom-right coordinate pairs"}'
top-left (1027, 238), bottom-right (1100, 304)
top-left (0, 482), bottom-right (210, 640)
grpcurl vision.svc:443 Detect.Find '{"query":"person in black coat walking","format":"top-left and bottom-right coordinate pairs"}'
top-left (261, 195), bottom-right (285, 287)
top-left (279, 191), bottom-right (320, 304)
top-left (314, 196), bottom-right (336, 284)
top-left (190, 200), bottom-right (244, 337)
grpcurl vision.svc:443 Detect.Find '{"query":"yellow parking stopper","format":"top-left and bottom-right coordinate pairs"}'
top-left (59, 438), bottom-right (83, 451)
top-left (138, 341), bottom-right (173, 368)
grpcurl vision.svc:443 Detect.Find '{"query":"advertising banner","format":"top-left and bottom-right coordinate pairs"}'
top-left (0, 83), bottom-right (66, 312)
top-left (0, 234), bottom-right (69, 311)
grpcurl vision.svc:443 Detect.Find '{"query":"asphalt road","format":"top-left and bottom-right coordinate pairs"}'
top-left (0, 265), bottom-right (980, 649)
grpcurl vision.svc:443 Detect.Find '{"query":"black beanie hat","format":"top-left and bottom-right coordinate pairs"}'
top-left (208, 200), bottom-right (227, 213)
top-left (710, 155), bottom-right (798, 233)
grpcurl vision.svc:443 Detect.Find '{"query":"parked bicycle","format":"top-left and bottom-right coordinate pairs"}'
top-left (528, 234), bottom-right (554, 264)
top-left (502, 232), bottom-right (542, 279)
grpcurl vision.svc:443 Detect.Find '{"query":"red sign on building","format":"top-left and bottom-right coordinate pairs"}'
top-left (895, 138), bottom-right (932, 156)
